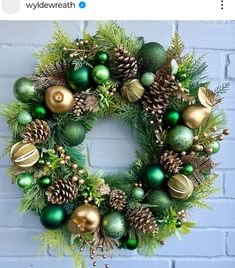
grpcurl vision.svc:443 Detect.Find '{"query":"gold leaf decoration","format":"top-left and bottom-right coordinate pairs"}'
top-left (198, 87), bottom-right (220, 108)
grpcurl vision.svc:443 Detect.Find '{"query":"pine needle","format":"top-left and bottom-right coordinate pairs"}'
top-left (168, 32), bottom-right (185, 60)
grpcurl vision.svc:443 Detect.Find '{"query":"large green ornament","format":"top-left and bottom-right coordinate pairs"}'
top-left (96, 51), bottom-right (108, 65)
top-left (125, 238), bottom-right (138, 250)
top-left (31, 104), bottom-right (47, 119)
top-left (38, 175), bottom-right (52, 188)
top-left (16, 173), bottom-right (34, 190)
top-left (164, 110), bottom-right (180, 126)
top-left (166, 125), bottom-right (194, 152)
top-left (138, 42), bottom-right (166, 73)
top-left (13, 77), bottom-right (37, 103)
top-left (208, 141), bottom-right (220, 154)
top-left (92, 65), bottom-right (110, 84)
top-left (182, 164), bottom-right (194, 175)
top-left (140, 72), bottom-right (155, 87)
top-left (132, 187), bottom-right (145, 201)
top-left (144, 165), bottom-right (165, 188)
top-left (101, 212), bottom-right (126, 239)
top-left (66, 66), bottom-right (91, 91)
top-left (40, 205), bottom-right (66, 230)
top-left (17, 111), bottom-right (33, 125)
top-left (62, 121), bottom-right (86, 146)
top-left (146, 190), bottom-right (172, 214)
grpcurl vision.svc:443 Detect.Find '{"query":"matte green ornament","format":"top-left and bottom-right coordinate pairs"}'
top-left (38, 176), bottom-right (52, 188)
top-left (182, 163), bottom-right (194, 175)
top-left (62, 121), bottom-right (86, 146)
top-left (166, 125), bottom-right (194, 152)
top-left (66, 66), bottom-right (91, 91)
top-left (101, 212), bottom-right (126, 239)
top-left (96, 51), bottom-right (108, 64)
top-left (17, 111), bottom-right (33, 125)
top-left (132, 187), bottom-right (145, 201)
top-left (92, 65), bottom-right (110, 84)
top-left (140, 72), bottom-right (155, 87)
top-left (164, 110), bottom-right (180, 126)
top-left (16, 173), bottom-right (34, 190)
top-left (126, 238), bottom-right (138, 250)
top-left (208, 141), bottom-right (220, 154)
top-left (40, 205), bottom-right (66, 230)
top-left (13, 77), bottom-right (37, 103)
top-left (176, 219), bottom-right (182, 228)
top-left (31, 104), bottom-right (47, 119)
top-left (144, 165), bottom-right (165, 188)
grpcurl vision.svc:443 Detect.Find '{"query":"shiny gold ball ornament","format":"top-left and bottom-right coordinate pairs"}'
top-left (45, 86), bottom-right (74, 114)
top-left (182, 105), bottom-right (212, 129)
top-left (121, 79), bottom-right (145, 103)
top-left (168, 174), bottom-right (194, 200)
top-left (10, 142), bottom-right (39, 168)
top-left (67, 204), bottom-right (100, 234)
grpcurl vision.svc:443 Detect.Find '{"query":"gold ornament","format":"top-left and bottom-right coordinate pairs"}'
top-left (67, 204), bottom-right (100, 234)
top-left (168, 174), bottom-right (194, 200)
top-left (45, 86), bottom-right (74, 114)
top-left (10, 142), bottom-right (39, 168)
top-left (121, 79), bottom-right (145, 103)
top-left (198, 87), bottom-right (220, 108)
top-left (182, 105), bottom-right (212, 129)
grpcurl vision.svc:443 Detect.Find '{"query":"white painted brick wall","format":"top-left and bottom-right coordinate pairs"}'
top-left (0, 21), bottom-right (234, 268)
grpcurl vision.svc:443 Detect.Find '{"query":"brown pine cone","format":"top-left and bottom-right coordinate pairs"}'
top-left (46, 178), bottom-right (78, 205)
top-left (21, 119), bottom-right (50, 144)
top-left (109, 189), bottom-right (127, 211)
top-left (73, 92), bottom-right (99, 117)
top-left (160, 150), bottom-right (183, 173)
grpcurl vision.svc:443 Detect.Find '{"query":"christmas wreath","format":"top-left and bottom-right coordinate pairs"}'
top-left (0, 22), bottom-right (230, 267)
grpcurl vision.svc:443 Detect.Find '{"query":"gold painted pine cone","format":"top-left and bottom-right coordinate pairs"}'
top-left (73, 92), bottom-right (99, 117)
top-left (109, 189), bottom-right (127, 211)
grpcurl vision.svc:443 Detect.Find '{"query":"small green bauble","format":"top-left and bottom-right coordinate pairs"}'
top-left (144, 165), bottom-right (165, 188)
top-left (13, 77), bottom-right (37, 103)
top-left (132, 187), bottom-right (145, 201)
top-left (17, 111), bottom-right (33, 125)
top-left (38, 176), bottom-right (52, 188)
top-left (166, 125), bottom-right (194, 152)
top-left (140, 72), bottom-right (155, 87)
top-left (40, 205), bottom-right (66, 230)
top-left (62, 121), bottom-right (86, 146)
top-left (31, 104), bottom-right (47, 119)
top-left (101, 212), bottom-right (126, 239)
top-left (164, 110), bottom-right (180, 126)
top-left (146, 189), bottom-right (172, 214)
top-left (208, 141), bottom-right (220, 154)
top-left (16, 173), bottom-right (34, 190)
top-left (38, 159), bottom-right (46, 165)
top-left (66, 66), bottom-right (91, 91)
top-left (92, 65), bottom-right (110, 84)
top-left (96, 51), bottom-right (108, 64)
top-left (176, 219), bottom-right (182, 228)
top-left (182, 164), bottom-right (194, 175)
top-left (126, 238), bottom-right (138, 250)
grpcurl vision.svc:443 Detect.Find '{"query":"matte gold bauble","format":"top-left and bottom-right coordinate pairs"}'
top-left (67, 204), bottom-right (100, 234)
top-left (45, 86), bottom-right (74, 114)
top-left (121, 79), bottom-right (145, 103)
top-left (183, 105), bottom-right (212, 129)
top-left (10, 142), bottom-right (40, 168)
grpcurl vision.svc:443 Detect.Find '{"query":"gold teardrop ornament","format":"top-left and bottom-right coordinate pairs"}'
top-left (10, 142), bottom-right (40, 168)
top-left (121, 79), bottom-right (145, 103)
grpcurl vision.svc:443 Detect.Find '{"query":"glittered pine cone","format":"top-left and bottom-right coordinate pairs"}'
top-left (109, 189), bottom-right (127, 211)
top-left (160, 150), bottom-right (183, 173)
top-left (73, 92), bottom-right (99, 117)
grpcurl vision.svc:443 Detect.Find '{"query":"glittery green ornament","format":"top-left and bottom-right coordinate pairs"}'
top-left (31, 104), bottom-right (47, 119)
top-left (62, 121), bottom-right (86, 146)
top-left (96, 51), bottom-right (108, 65)
top-left (16, 173), bottom-right (34, 190)
top-left (17, 111), bottom-right (33, 125)
top-left (140, 72), bottom-right (155, 87)
top-left (176, 219), bottom-right (182, 228)
top-left (164, 110), bottom-right (180, 126)
top-left (66, 66), bottom-right (91, 91)
top-left (131, 187), bottom-right (145, 201)
top-left (208, 141), bottom-right (220, 154)
top-left (182, 164), bottom-right (194, 175)
top-left (92, 65), bottom-right (110, 84)
top-left (13, 77), bottom-right (37, 103)
top-left (144, 165), bottom-right (165, 188)
top-left (40, 205), bottom-right (66, 230)
top-left (38, 176), bottom-right (52, 188)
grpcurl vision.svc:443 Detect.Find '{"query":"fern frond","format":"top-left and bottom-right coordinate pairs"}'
top-left (168, 32), bottom-right (185, 60)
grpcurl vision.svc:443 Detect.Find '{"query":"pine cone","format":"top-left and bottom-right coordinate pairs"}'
top-left (114, 44), bottom-right (138, 80)
top-left (21, 119), bottom-right (50, 144)
top-left (46, 178), bottom-right (78, 205)
top-left (160, 150), bottom-right (183, 173)
top-left (109, 189), bottom-right (127, 211)
top-left (129, 207), bottom-right (158, 234)
top-left (73, 92), bottom-right (99, 117)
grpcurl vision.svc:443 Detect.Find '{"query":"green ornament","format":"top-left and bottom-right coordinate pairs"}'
top-left (126, 238), bottom-right (138, 250)
top-left (16, 173), bottom-right (34, 190)
top-left (96, 51), bottom-right (108, 64)
top-left (101, 212), bottom-right (126, 239)
top-left (13, 77), bottom-right (37, 103)
top-left (62, 121), bottom-right (86, 146)
top-left (132, 187), bottom-right (145, 201)
top-left (164, 110), bottom-right (180, 126)
top-left (140, 72), bottom-right (155, 87)
top-left (31, 104), bottom-right (47, 119)
top-left (144, 165), bottom-right (165, 188)
top-left (92, 65), bottom-right (110, 84)
top-left (166, 125), bottom-right (194, 152)
top-left (208, 141), bottom-right (220, 154)
top-left (138, 42), bottom-right (166, 73)
top-left (40, 205), bottom-right (66, 230)
top-left (17, 111), bottom-right (33, 125)
top-left (145, 189), bottom-right (172, 214)
top-left (38, 176), bottom-right (52, 188)
top-left (66, 66), bottom-right (91, 91)
top-left (176, 219), bottom-right (182, 228)
top-left (182, 163), bottom-right (194, 175)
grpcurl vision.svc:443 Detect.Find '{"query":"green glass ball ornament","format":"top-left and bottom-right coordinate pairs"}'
top-left (62, 121), bottom-right (86, 146)
top-left (132, 187), bottom-right (145, 201)
top-left (40, 205), bottom-right (66, 230)
top-left (164, 110), bottom-right (180, 126)
top-left (208, 141), bottom-right (220, 154)
top-left (166, 125), bottom-right (194, 152)
top-left (144, 165), bottom-right (165, 188)
top-left (182, 163), bottom-right (194, 175)
top-left (126, 238), bottom-right (138, 250)
top-left (13, 77), bottom-right (37, 103)
top-left (92, 65), bottom-right (110, 84)
top-left (38, 176), bottom-right (52, 188)
top-left (101, 212), bottom-right (126, 239)
top-left (66, 66), bottom-right (91, 91)
top-left (17, 111), bottom-right (33, 125)
top-left (96, 51), bottom-right (108, 64)
top-left (16, 173), bottom-right (34, 190)
top-left (140, 72), bottom-right (155, 87)
top-left (31, 104), bottom-right (47, 119)
top-left (176, 219), bottom-right (182, 228)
